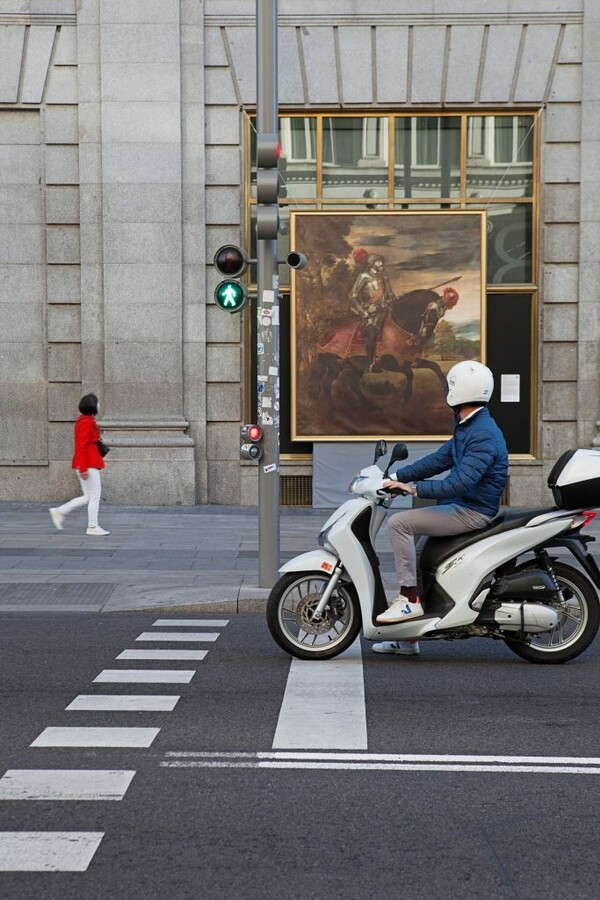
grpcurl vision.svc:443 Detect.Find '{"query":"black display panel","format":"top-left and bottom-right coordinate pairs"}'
top-left (486, 293), bottom-right (532, 455)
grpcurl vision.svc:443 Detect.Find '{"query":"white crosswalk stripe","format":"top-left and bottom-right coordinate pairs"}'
top-left (136, 631), bottom-right (220, 642)
top-left (273, 637), bottom-right (368, 750)
top-left (66, 695), bottom-right (180, 712)
top-left (116, 649), bottom-right (208, 661)
top-left (0, 832), bottom-right (104, 872)
top-left (94, 669), bottom-right (196, 683)
top-left (152, 619), bottom-right (229, 627)
top-left (0, 770), bottom-right (135, 801)
top-left (31, 727), bottom-right (160, 748)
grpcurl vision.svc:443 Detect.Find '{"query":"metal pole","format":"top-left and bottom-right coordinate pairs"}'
top-left (256, 0), bottom-right (279, 587)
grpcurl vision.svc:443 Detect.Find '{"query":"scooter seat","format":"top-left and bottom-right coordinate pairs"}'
top-left (419, 506), bottom-right (558, 572)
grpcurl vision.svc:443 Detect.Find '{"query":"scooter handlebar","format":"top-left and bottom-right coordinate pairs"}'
top-left (379, 487), bottom-right (409, 497)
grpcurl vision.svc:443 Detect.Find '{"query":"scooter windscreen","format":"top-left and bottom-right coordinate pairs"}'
top-left (348, 465), bottom-right (388, 495)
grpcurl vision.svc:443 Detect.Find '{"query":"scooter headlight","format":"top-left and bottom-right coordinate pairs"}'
top-left (318, 524), bottom-right (335, 552)
top-left (348, 473), bottom-right (368, 493)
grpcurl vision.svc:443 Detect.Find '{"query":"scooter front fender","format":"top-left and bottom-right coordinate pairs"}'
top-left (278, 549), bottom-right (340, 577)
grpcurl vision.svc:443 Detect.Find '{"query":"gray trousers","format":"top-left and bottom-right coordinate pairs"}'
top-left (388, 503), bottom-right (492, 588)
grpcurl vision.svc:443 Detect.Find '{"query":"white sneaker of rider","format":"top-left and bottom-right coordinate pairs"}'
top-left (375, 596), bottom-right (424, 625)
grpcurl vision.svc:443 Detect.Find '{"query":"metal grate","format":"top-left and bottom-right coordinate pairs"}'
top-left (0, 583), bottom-right (116, 607)
top-left (280, 475), bottom-right (312, 507)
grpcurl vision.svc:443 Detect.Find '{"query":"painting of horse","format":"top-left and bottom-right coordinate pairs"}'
top-left (290, 211), bottom-right (486, 441)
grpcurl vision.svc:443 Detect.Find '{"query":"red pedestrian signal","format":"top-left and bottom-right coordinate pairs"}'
top-left (214, 245), bottom-right (248, 278)
top-left (240, 423), bottom-right (263, 461)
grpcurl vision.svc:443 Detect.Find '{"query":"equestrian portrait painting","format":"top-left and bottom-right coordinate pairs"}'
top-left (290, 210), bottom-right (487, 441)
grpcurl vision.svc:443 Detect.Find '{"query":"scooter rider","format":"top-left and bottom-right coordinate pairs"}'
top-left (374, 360), bottom-right (509, 656)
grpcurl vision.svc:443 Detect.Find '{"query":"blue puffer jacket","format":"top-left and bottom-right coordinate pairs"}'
top-left (393, 407), bottom-right (508, 518)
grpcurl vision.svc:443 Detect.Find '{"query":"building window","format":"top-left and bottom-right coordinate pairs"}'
top-left (246, 111), bottom-right (538, 457)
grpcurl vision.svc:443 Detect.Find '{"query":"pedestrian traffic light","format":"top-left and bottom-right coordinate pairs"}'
top-left (213, 245), bottom-right (249, 313)
top-left (240, 423), bottom-right (263, 461)
top-left (256, 133), bottom-right (280, 240)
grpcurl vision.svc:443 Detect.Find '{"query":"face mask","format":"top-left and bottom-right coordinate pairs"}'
top-left (96, 402), bottom-right (101, 415)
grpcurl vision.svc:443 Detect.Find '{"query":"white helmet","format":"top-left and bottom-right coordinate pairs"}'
top-left (446, 360), bottom-right (494, 407)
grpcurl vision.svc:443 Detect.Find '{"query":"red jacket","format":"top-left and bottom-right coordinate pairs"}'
top-left (72, 414), bottom-right (105, 474)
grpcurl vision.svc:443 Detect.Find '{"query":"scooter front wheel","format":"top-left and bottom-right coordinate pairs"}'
top-left (266, 571), bottom-right (361, 660)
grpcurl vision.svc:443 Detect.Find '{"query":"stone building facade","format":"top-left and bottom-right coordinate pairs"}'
top-left (0, 0), bottom-right (597, 507)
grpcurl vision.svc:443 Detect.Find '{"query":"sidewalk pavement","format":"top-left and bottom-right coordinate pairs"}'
top-left (0, 503), bottom-right (598, 615)
top-left (0, 502), bottom-right (399, 614)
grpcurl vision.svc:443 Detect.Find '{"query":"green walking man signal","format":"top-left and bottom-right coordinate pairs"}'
top-left (213, 244), bottom-right (249, 313)
top-left (215, 280), bottom-right (246, 311)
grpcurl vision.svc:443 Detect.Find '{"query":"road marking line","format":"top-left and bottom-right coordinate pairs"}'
top-left (0, 832), bottom-right (104, 871)
top-left (272, 637), bottom-right (367, 750)
top-left (31, 727), bottom-right (159, 748)
top-left (66, 695), bottom-right (179, 712)
top-left (0, 770), bottom-right (135, 801)
top-left (94, 669), bottom-right (196, 684)
top-left (116, 649), bottom-right (208, 661)
top-left (162, 750), bottom-right (600, 775)
top-left (161, 760), bottom-right (600, 775)
top-left (136, 632), bottom-right (219, 642)
top-left (166, 750), bottom-right (600, 765)
top-left (152, 619), bottom-right (229, 627)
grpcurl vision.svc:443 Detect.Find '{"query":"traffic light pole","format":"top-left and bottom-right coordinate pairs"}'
top-left (256, 0), bottom-right (280, 587)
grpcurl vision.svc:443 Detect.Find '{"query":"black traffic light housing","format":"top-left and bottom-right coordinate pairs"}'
top-left (213, 245), bottom-right (249, 313)
top-left (287, 251), bottom-right (307, 270)
top-left (240, 423), bottom-right (263, 462)
top-left (256, 133), bottom-right (280, 241)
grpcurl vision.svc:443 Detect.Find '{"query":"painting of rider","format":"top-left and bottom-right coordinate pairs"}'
top-left (290, 210), bottom-right (486, 441)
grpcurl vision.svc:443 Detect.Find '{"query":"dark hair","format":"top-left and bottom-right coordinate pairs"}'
top-left (78, 393), bottom-right (99, 415)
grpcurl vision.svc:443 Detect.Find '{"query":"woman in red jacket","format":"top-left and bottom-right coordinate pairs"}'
top-left (49, 393), bottom-right (109, 535)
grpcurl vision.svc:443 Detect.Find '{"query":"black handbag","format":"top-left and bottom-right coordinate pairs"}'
top-left (97, 439), bottom-right (110, 458)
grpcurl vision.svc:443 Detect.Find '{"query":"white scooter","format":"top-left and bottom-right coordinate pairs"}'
top-left (266, 443), bottom-right (600, 663)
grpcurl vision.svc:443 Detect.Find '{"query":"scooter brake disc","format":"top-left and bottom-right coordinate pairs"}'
top-left (297, 593), bottom-right (335, 635)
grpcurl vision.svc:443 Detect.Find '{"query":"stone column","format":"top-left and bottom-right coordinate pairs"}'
top-left (93, 0), bottom-right (194, 503)
top-left (580, 3), bottom-right (600, 449)
top-left (181, 0), bottom-right (208, 503)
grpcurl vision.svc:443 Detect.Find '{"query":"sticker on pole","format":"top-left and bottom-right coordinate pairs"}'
top-left (263, 463), bottom-right (277, 474)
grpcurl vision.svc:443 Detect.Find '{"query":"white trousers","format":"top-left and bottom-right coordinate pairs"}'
top-left (57, 468), bottom-right (102, 528)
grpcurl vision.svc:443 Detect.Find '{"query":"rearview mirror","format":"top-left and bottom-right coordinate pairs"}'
top-left (384, 442), bottom-right (408, 478)
top-left (373, 440), bottom-right (387, 464)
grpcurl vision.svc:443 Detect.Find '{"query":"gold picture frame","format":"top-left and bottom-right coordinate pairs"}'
top-left (290, 210), bottom-right (487, 442)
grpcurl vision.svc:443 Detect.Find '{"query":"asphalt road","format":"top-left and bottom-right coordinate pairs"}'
top-left (0, 612), bottom-right (599, 899)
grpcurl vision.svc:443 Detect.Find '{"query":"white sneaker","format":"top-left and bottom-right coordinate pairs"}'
top-left (86, 526), bottom-right (110, 536)
top-left (376, 596), bottom-right (424, 625)
top-left (373, 641), bottom-right (420, 656)
top-left (49, 508), bottom-right (65, 531)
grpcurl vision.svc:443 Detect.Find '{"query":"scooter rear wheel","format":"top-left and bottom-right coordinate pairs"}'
top-left (503, 562), bottom-right (600, 664)
top-left (266, 571), bottom-right (361, 660)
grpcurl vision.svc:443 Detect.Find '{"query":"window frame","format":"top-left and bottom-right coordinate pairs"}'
top-left (243, 110), bottom-right (540, 459)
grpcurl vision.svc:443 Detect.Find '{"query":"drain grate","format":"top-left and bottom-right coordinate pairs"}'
top-left (0, 583), bottom-right (117, 606)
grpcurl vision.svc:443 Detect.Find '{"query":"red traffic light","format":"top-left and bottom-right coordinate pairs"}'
top-left (241, 423), bottom-right (263, 442)
top-left (214, 245), bottom-right (248, 278)
top-left (240, 423), bottom-right (263, 462)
